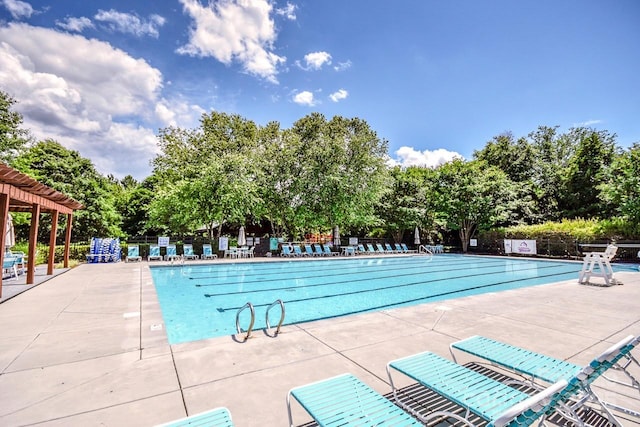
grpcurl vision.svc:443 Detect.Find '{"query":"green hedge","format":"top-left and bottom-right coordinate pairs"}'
top-left (477, 218), bottom-right (640, 259)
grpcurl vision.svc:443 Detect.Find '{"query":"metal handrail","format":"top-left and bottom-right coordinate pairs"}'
top-left (419, 245), bottom-right (433, 255)
top-left (235, 302), bottom-right (255, 341)
top-left (265, 299), bottom-right (285, 337)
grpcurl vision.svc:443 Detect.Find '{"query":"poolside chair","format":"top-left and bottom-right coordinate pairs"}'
top-left (384, 243), bottom-right (397, 253)
top-left (6, 250), bottom-right (26, 274)
top-left (182, 244), bottom-right (199, 260)
top-left (125, 245), bottom-right (142, 262)
top-left (164, 244), bottom-right (181, 261)
top-left (357, 244), bottom-right (368, 255)
top-left (578, 244), bottom-right (618, 286)
top-left (400, 243), bottom-right (417, 253)
top-left (287, 373), bottom-right (421, 427)
top-left (281, 245), bottom-right (294, 257)
top-left (148, 245), bottom-right (163, 261)
top-left (156, 406), bottom-right (233, 427)
top-left (375, 243), bottom-right (388, 254)
top-left (450, 334), bottom-right (640, 424)
top-left (304, 244), bottom-right (315, 257)
top-left (2, 256), bottom-right (18, 280)
top-left (322, 244), bottom-right (338, 256)
top-left (387, 351), bottom-right (568, 427)
top-left (293, 245), bottom-right (306, 257)
top-left (366, 243), bottom-right (377, 255)
top-left (201, 244), bottom-right (218, 260)
top-left (312, 244), bottom-right (324, 256)
top-left (394, 243), bottom-right (404, 253)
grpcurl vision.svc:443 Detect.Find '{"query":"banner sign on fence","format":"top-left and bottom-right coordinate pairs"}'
top-left (219, 237), bottom-right (229, 251)
top-left (504, 239), bottom-right (537, 255)
top-left (158, 236), bottom-right (170, 247)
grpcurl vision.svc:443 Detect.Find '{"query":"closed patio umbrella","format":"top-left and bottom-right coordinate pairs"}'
top-left (333, 226), bottom-right (340, 246)
top-left (414, 226), bottom-right (420, 245)
top-left (238, 226), bottom-right (246, 246)
top-left (5, 213), bottom-right (15, 249)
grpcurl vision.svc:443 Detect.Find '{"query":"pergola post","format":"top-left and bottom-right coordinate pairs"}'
top-left (48, 210), bottom-right (59, 276)
top-left (27, 204), bottom-right (41, 285)
top-left (64, 213), bottom-right (73, 268)
top-left (0, 193), bottom-right (9, 296)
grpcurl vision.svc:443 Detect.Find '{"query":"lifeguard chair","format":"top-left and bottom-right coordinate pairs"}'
top-left (578, 244), bottom-right (618, 286)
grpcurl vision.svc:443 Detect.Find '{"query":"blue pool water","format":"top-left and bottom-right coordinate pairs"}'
top-left (150, 255), bottom-right (638, 344)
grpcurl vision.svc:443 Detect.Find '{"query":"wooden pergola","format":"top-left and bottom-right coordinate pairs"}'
top-left (0, 163), bottom-right (83, 296)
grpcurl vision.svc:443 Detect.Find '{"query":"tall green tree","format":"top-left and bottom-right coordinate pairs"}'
top-left (0, 90), bottom-right (31, 163)
top-left (599, 143), bottom-right (640, 225)
top-left (473, 132), bottom-right (535, 183)
top-left (528, 126), bottom-right (574, 221)
top-left (378, 166), bottom-right (438, 243)
top-left (150, 112), bottom-right (263, 238)
top-left (111, 175), bottom-right (154, 237)
top-left (434, 159), bottom-right (515, 252)
top-left (258, 123), bottom-right (306, 238)
top-left (560, 128), bottom-right (617, 218)
top-left (289, 113), bottom-right (390, 237)
top-left (12, 140), bottom-right (122, 241)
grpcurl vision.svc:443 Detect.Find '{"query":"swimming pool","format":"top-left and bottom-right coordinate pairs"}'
top-left (150, 254), bottom-right (637, 344)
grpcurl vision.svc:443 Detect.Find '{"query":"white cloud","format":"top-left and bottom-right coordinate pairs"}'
top-left (574, 119), bottom-right (602, 127)
top-left (0, 23), bottom-right (203, 179)
top-left (334, 60), bottom-right (352, 71)
top-left (94, 9), bottom-right (166, 38)
top-left (177, 0), bottom-right (285, 84)
top-left (275, 2), bottom-right (297, 20)
top-left (56, 16), bottom-right (94, 33)
top-left (390, 147), bottom-right (463, 168)
top-left (298, 51), bottom-right (331, 70)
top-left (293, 91), bottom-right (315, 106)
top-left (329, 89), bottom-right (348, 102)
top-left (1, 0), bottom-right (33, 19)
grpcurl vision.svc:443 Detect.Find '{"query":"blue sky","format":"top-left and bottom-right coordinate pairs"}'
top-left (0, 0), bottom-right (638, 180)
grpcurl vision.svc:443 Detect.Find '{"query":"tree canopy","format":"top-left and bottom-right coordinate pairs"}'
top-left (2, 88), bottom-right (640, 250)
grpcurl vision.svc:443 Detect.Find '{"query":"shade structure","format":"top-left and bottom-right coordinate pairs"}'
top-left (333, 225), bottom-right (340, 246)
top-left (237, 226), bottom-right (246, 246)
top-left (5, 213), bottom-right (14, 248)
top-left (414, 226), bottom-right (420, 245)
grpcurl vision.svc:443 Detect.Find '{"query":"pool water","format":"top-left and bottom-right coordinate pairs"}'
top-left (150, 255), bottom-right (637, 344)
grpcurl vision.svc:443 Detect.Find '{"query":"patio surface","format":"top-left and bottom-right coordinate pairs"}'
top-left (0, 256), bottom-right (638, 426)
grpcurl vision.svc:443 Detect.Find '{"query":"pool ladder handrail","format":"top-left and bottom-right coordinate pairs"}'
top-left (235, 302), bottom-right (255, 341)
top-left (419, 245), bottom-right (433, 255)
top-left (265, 299), bottom-right (285, 337)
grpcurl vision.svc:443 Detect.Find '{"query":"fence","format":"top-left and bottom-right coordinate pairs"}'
top-left (470, 237), bottom-right (640, 262)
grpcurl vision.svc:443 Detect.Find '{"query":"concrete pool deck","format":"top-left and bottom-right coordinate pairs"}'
top-left (0, 256), bottom-right (638, 426)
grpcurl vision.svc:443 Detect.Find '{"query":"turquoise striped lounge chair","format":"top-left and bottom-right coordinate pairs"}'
top-left (400, 243), bottom-right (417, 253)
top-left (148, 244), bottom-right (163, 261)
top-left (182, 244), bottom-right (199, 260)
top-left (201, 244), bottom-right (218, 260)
top-left (366, 243), bottom-right (377, 254)
top-left (322, 244), bottom-right (338, 256)
top-left (312, 244), bottom-right (324, 256)
top-left (304, 244), bottom-right (315, 256)
top-left (156, 406), bottom-right (233, 426)
top-left (293, 245), bottom-right (306, 257)
top-left (164, 244), bottom-right (181, 261)
top-left (281, 245), bottom-right (294, 257)
top-left (450, 334), bottom-right (639, 425)
top-left (384, 243), bottom-right (397, 253)
top-left (125, 245), bottom-right (142, 262)
top-left (386, 351), bottom-right (567, 427)
top-left (287, 373), bottom-right (421, 427)
top-left (375, 243), bottom-right (388, 254)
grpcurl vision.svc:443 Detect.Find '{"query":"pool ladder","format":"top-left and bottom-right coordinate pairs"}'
top-left (235, 299), bottom-right (286, 341)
